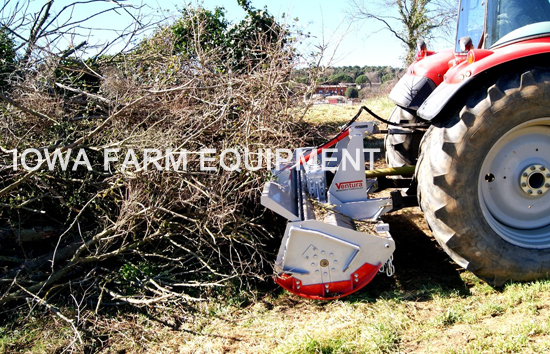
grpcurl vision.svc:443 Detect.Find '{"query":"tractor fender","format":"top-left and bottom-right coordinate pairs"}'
top-left (418, 38), bottom-right (550, 121)
top-left (389, 50), bottom-right (454, 110)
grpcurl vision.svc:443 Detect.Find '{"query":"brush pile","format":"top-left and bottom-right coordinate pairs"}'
top-left (0, 4), bottom-right (310, 309)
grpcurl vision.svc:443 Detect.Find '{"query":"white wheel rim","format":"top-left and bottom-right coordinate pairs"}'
top-left (479, 118), bottom-right (550, 248)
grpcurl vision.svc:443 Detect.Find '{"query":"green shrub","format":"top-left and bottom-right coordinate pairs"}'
top-left (345, 87), bottom-right (359, 98)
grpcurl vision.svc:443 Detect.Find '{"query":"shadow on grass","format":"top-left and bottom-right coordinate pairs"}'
top-left (346, 211), bottom-right (471, 303)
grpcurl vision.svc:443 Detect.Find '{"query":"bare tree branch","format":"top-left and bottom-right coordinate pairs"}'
top-left (22, 0), bottom-right (53, 64)
top-left (348, 0), bottom-right (456, 64)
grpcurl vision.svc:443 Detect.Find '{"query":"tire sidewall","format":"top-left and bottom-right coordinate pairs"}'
top-left (424, 77), bottom-right (550, 283)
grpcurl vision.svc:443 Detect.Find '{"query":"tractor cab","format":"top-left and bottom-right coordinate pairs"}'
top-left (457, 0), bottom-right (550, 50)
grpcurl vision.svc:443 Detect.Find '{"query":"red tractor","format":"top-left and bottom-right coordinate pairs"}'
top-left (262, 0), bottom-right (550, 299)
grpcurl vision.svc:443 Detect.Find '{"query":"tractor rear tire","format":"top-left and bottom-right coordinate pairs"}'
top-left (385, 106), bottom-right (424, 167)
top-left (417, 69), bottom-right (550, 286)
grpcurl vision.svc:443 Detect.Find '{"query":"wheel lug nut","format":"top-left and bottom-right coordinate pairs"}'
top-left (542, 166), bottom-right (547, 171)
top-left (528, 190), bottom-right (533, 194)
top-left (522, 182), bottom-right (527, 187)
top-left (538, 190), bottom-right (543, 195)
top-left (546, 183), bottom-right (550, 188)
top-left (531, 166), bottom-right (536, 171)
top-left (523, 172), bottom-right (529, 177)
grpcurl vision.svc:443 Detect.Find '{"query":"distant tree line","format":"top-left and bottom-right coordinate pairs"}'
top-left (293, 65), bottom-right (404, 86)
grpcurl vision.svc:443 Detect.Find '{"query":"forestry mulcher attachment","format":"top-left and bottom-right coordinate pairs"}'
top-left (261, 120), bottom-right (401, 299)
top-left (263, 0), bottom-right (550, 299)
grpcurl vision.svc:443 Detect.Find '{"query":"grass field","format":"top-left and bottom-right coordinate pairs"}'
top-left (3, 98), bottom-right (550, 353)
top-left (166, 274), bottom-right (550, 353)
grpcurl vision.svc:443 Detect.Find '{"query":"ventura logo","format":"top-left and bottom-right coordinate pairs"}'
top-left (335, 180), bottom-right (363, 191)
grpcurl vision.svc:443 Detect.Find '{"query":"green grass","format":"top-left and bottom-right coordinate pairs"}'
top-left (4, 237), bottom-right (550, 353)
top-left (0, 313), bottom-right (75, 353)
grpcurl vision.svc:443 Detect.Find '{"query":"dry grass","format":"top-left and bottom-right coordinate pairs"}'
top-left (302, 99), bottom-right (394, 126)
top-left (297, 98), bottom-right (394, 169)
top-left (98, 261), bottom-right (550, 353)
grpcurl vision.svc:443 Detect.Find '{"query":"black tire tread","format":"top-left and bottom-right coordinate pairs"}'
top-left (417, 68), bottom-right (550, 286)
top-left (384, 106), bottom-right (424, 167)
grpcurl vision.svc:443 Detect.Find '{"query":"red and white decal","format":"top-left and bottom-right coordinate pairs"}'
top-left (335, 180), bottom-right (363, 191)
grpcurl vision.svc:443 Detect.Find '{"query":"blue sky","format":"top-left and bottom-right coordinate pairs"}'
top-left (3, 0), bottom-right (457, 68)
